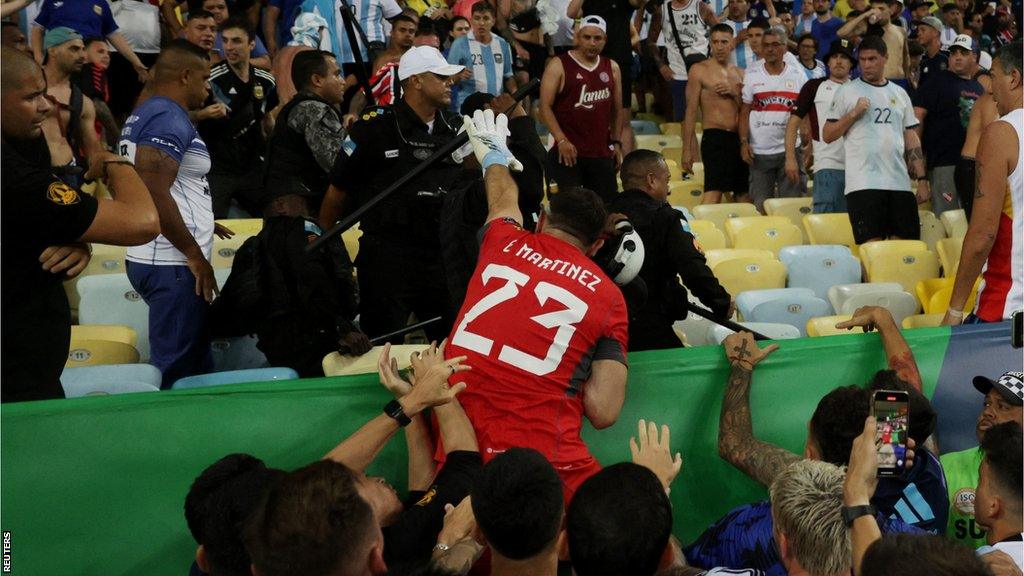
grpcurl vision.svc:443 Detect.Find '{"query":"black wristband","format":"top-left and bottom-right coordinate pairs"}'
top-left (841, 504), bottom-right (877, 527)
top-left (383, 399), bottom-right (412, 427)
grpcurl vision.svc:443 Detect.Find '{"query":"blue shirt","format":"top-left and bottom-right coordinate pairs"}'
top-left (268, 0), bottom-right (305, 46)
top-left (811, 16), bottom-right (844, 61)
top-left (34, 0), bottom-right (118, 37)
top-left (447, 32), bottom-right (513, 112)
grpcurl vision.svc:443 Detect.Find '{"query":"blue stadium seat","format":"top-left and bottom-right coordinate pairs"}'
top-left (61, 364), bottom-right (162, 398)
top-left (710, 322), bottom-right (802, 344)
top-left (779, 245), bottom-right (862, 301)
top-left (837, 289), bottom-right (920, 326)
top-left (210, 335), bottom-right (270, 372)
top-left (631, 119), bottom-right (661, 135)
top-left (171, 367), bottom-right (299, 390)
top-left (736, 288), bottom-right (816, 320)
top-left (747, 295), bottom-right (833, 337)
top-left (827, 282), bottom-right (904, 315)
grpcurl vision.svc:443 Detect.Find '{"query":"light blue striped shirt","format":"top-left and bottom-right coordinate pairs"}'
top-left (447, 32), bottom-right (514, 112)
top-left (725, 19), bottom-right (755, 69)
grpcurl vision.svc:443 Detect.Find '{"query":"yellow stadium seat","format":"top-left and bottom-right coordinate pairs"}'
top-left (936, 237), bottom-right (963, 277)
top-left (669, 181), bottom-right (705, 210)
top-left (902, 313), bottom-right (944, 329)
top-left (866, 249), bottom-right (940, 296)
top-left (724, 216), bottom-right (804, 256)
top-left (322, 344), bottom-right (429, 377)
top-left (636, 134), bottom-right (683, 151)
top-left (666, 159), bottom-right (683, 181)
top-left (806, 315), bottom-right (854, 337)
top-left (693, 203), bottom-right (760, 246)
top-left (802, 213), bottom-right (859, 257)
top-left (859, 240), bottom-right (929, 275)
top-left (70, 325), bottom-right (138, 347)
top-left (917, 276), bottom-right (981, 314)
top-left (940, 209), bottom-right (968, 238)
top-left (660, 122), bottom-right (682, 136)
top-left (342, 224), bottom-right (362, 262)
top-left (215, 218), bottom-right (263, 236)
top-left (712, 258), bottom-right (787, 296)
top-left (916, 277), bottom-right (952, 310)
top-left (65, 243), bottom-right (129, 313)
top-left (764, 198), bottom-right (813, 241)
top-left (661, 146), bottom-right (683, 165)
top-left (918, 210), bottom-right (947, 252)
top-left (66, 340), bottom-right (140, 368)
top-left (688, 219), bottom-right (727, 251)
top-left (211, 235), bottom-right (248, 270)
top-left (705, 249), bottom-right (776, 270)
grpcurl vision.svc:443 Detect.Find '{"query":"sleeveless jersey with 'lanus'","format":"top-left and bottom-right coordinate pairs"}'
top-left (553, 52), bottom-right (615, 158)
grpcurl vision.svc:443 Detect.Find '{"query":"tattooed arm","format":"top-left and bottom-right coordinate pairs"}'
top-left (835, 306), bottom-right (922, 392)
top-left (717, 332), bottom-right (797, 488)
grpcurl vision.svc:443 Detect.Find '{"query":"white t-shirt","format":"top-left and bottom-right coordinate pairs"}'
top-left (661, 0), bottom-right (709, 81)
top-left (827, 77), bottom-right (917, 194)
top-left (110, 0), bottom-right (161, 54)
top-left (978, 535), bottom-right (1024, 572)
top-left (742, 61), bottom-right (806, 155)
top-left (792, 77), bottom-right (846, 171)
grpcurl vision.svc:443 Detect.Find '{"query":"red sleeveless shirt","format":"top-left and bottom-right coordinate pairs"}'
top-left (553, 52), bottom-right (615, 158)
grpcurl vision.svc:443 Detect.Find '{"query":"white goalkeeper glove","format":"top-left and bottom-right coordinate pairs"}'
top-left (461, 108), bottom-right (523, 173)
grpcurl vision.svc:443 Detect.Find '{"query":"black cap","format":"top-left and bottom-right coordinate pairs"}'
top-left (460, 91), bottom-right (495, 116)
top-left (908, 0), bottom-right (933, 9)
top-left (825, 38), bottom-right (857, 64)
top-left (973, 372), bottom-right (1024, 406)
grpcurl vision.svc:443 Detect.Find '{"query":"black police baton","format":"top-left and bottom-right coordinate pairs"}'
top-left (369, 316), bottom-right (443, 345)
top-left (308, 78), bottom-right (541, 253)
top-left (684, 302), bottom-right (771, 341)
top-left (338, 0), bottom-right (375, 106)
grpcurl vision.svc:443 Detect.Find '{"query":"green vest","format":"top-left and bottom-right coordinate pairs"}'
top-left (940, 447), bottom-right (988, 548)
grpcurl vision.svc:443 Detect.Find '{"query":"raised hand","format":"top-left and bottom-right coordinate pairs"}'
top-left (462, 108), bottom-right (523, 172)
top-left (630, 419), bottom-right (683, 490)
top-left (722, 331), bottom-right (779, 371)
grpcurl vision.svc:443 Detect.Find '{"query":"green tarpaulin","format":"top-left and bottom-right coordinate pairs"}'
top-left (1, 328), bottom-right (949, 575)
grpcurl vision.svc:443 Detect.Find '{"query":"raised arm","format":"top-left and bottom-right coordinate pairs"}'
top-left (567, 0), bottom-right (584, 18)
top-left (943, 121), bottom-right (1015, 325)
top-left (717, 332), bottom-right (799, 488)
top-left (836, 306), bottom-right (923, 391)
top-left (462, 109), bottom-right (524, 224)
top-left (837, 8), bottom-right (872, 38)
top-left (410, 341), bottom-right (479, 455)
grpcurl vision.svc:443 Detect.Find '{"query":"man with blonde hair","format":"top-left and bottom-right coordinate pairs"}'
top-left (770, 460), bottom-right (852, 576)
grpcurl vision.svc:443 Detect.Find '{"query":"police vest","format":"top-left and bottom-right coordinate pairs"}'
top-left (263, 92), bottom-right (336, 200)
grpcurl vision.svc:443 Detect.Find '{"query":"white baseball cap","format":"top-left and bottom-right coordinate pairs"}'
top-left (950, 33), bottom-right (979, 53)
top-left (578, 14), bottom-right (607, 33)
top-left (979, 50), bottom-right (992, 70)
top-left (397, 46), bottom-right (465, 81)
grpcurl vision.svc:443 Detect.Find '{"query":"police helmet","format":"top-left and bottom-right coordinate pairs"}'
top-left (594, 219), bottom-right (645, 286)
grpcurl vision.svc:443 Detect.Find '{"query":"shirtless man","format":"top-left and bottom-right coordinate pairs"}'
top-left (683, 23), bottom-right (748, 203)
top-left (40, 27), bottom-right (101, 188)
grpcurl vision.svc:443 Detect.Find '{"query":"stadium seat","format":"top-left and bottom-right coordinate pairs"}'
top-left (65, 243), bottom-right (128, 313)
top-left (710, 322), bottom-right (802, 344)
top-left (688, 219), bottom-right (727, 251)
top-left (635, 134), bottom-right (682, 151)
top-left (858, 240), bottom-right (929, 275)
top-left (323, 344), bottom-right (430, 377)
top-left (660, 122), bottom-right (682, 135)
top-left (210, 335), bottom-right (270, 372)
top-left (802, 213), bottom-right (859, 256)
top-left (827, 282), bottom-right (905, 314)
top-left (936, 237), bottom-right (963, 277)
top-left (746, 295), bottom-right (832, 336)
top-left (837, 289), bottom-right (920, 326)
top-left (665, 159), bottom-right (683, 181)
top-left (693, 203), bottom-right (759, 246)
top-left (631, 119), bottom-right (661, 135)
top-left (668, 181), bottom-right (704, 210)
top-left (661, 146), bottom-right (683, 165)
top-left (917, 277), bottom-right (980, 314)
top-left (70, 325), bottom-right (137, 347)
top-left (806, 315), bottom-right (855, 337)
top-left (211, 235), bottom-right (248, 270)
top-left (634, 112), bottom-right (667, 124)
top-left (918, 210), bottom-right (947, 251)
top-left (171, 367), bottom-right (300, 390)
top-left (712, 258), bottom-right (787, 296)
top-left (865, 250), bottom-right (940, 295)
top-left (342, 224), bottom-right (362, 262)
top-left (78, 269), bottom-right (231, 361)
top-left (901, 313), bottom-right (944, 329)
top-left (779, 245), bottom-right (861, 301)
top-left (61, 364), bottom-right (161, 398)
top-left (763, 197), bottom-right (813, 241)
top-left (66, 339), bottom-right (140, 368)
top-left (724, 216), bottom-right (804, 255)
top-left (940, 209), bottom-right (968, 238)
top-left (216, 218), bottom-right (263, 236)
top-left (704, 249), bottom-right (775, 270)
top-left (735, 287), bottom-right (816, 320)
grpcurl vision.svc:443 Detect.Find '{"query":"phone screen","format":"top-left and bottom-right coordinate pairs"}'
top-left (873, 390), bottom-right (909, 477)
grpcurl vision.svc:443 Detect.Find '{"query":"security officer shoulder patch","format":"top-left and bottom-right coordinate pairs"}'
top-left (359, 105), bottom-right (393, 123)
top-left (47, 181), bottom-right (80, 205)
top-left (414, 486), bottom-right (438, 507)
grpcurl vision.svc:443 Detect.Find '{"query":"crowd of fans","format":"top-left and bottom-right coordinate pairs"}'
top-left (1, 0), bottom-right (1023, 573)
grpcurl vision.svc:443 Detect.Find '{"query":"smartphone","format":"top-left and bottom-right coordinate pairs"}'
top-left (1012, 310), bottom-right (1022, 349)
top-left (872, 390), bottom-right (910, 477)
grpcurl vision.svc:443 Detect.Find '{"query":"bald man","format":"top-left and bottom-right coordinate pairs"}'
top-left (119, 39), bottom-right (228, 389)
top-left (2, 47), bottom-right (158, 402)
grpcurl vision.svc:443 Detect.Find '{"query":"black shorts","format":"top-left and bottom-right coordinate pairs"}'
top-left (513, 40), bottom-right (547, 83)
top-left (700, 129), bottom-right (749, 194)
top-left (845, 189), bottom-right (921, 243)
top-left (617, 59), bottom-right (633, 108)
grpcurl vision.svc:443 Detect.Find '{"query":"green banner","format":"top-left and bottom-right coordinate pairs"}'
top-left (0, 328), bottom-right (949, 575)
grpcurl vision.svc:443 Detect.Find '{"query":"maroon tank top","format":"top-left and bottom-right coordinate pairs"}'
top-left (553, 52), bottom-right (614, 158)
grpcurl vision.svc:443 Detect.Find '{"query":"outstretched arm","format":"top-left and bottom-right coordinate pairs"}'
top-left (717, 332), bottom-right (798, 488)
top-left (836, 306), bottom-right (922, 391)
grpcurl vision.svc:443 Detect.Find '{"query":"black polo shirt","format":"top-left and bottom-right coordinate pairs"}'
top-left (1, 136), bottom-right (98, 402)
top-left (198, 62), bottom-right (278, 174)
top-left (919, 49), bottom-right (949, 87)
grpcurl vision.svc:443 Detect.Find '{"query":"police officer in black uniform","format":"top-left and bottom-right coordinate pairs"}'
top-left (609, 149), bottom-right (734, 351)
top-left (319, 46), bottom-right (467, 342)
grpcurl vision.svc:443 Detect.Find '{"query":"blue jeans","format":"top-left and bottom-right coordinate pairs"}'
top-left (126, 262), bottom-right (212, 389)
top-left (670, 79), bottom-right (688, 122)
top-left (812, 168), bottom-right (847, 213)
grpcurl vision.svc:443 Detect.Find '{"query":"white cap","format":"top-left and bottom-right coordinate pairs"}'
top-left (578, 14), bottom-right (607, 33)
top-left (950, 33), bottom-right (978, 53)
top-left (979, 50), bottom-right (992, 70)
top-left (397, 46), bottom-right (465, 81)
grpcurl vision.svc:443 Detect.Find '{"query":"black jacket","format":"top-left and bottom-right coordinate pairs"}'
top-left (608, 189), bottom-right (731, 323)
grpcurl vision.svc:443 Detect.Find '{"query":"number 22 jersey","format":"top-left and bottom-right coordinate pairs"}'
top-left (445, 218), bottom-right (629, 472)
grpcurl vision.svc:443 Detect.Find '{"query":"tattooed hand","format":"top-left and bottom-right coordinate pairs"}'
top-left (722, 332), bottom-right (779, 371)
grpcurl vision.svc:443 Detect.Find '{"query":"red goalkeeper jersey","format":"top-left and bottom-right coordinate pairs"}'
top-left (444, 218), bottom-right (629, 482)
